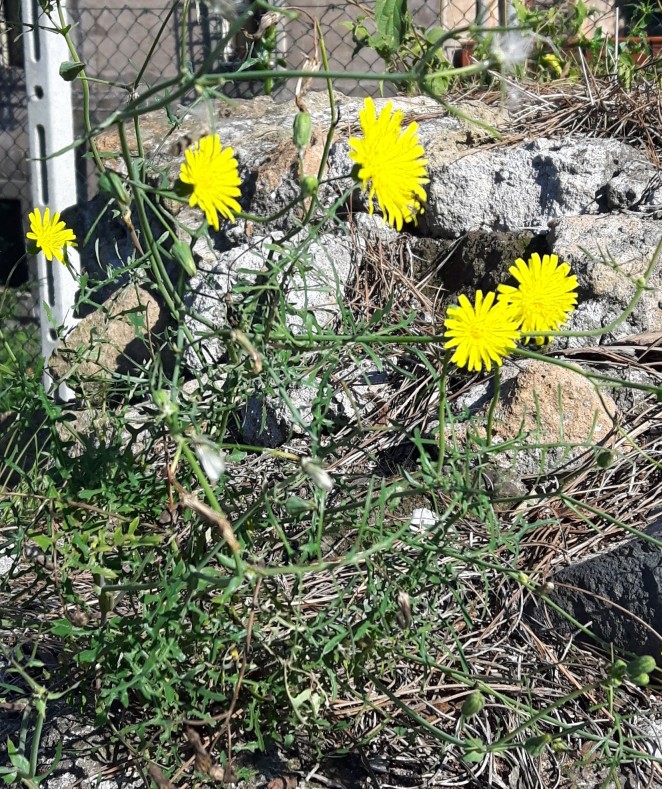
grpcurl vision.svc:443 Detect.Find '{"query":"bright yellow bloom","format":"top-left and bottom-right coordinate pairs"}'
top-left (497, 253), bottom-right (578, 345)
top-left (26, 207), bottom-right (76, 264)
top-left (349, 98), bottom-right (429, 231)
top-left (444, 290), bottom-right (521, 372)
top-left (179, 133), bottom-right (242, 230)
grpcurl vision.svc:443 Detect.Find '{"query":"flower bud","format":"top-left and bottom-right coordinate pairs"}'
top-left (461, 690), bottom-right (485, 719)
top-left (285, 496), bottom-right (317, 515)
top-left (627, 655), bottom-right (656, 677)
top-left (523, 734), bottom-right (553, 756)
top-left (153, 389), bottom-right (179, 421)
top-left (301, 457), bottom-right (335, 493)
top-left (171, 239), bottom-right (197, 277)
top-left (396, 591), bottom-right (411, 630)
top-left (596, 448), bottom-right (616, 469)
top-left (293, 110), bottom-right (312, 152)
top-left (631, 673), bottom-right (650, 687)
top-left (300, 176), bottom-right (319, 197)
top-left (193, 436), bottom-right (225, 483)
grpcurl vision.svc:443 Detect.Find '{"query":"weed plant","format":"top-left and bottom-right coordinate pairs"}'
top-left (1, 1), bottom-right (662, 787)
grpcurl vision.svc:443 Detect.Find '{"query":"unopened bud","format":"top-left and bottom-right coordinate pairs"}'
top-left (523, 734), bottom-right (553, 756)
top-left (153, 389), bottom-right (179, 421)
top-left (230, 329), bottom-right (262, 374)
top-left (171, 239), bottom-right (197, 277)
top-left (293, 110), bottom-right (313, 152)
top-left (461, 690), bottom-right (485, 719)
top-left (98, 170), bottom-right (131, 208)
top-left (596, 449), bottom-right (616, 469)
top-left (300, 175), bottom-right (319, 197)
top-left (627, 655), bottom-right (656, 677)
top-left (285, 496), bottom-right (317, 515)
top-left (301, 457), bottom-right (335, 493)
top-left (193, 436), bottom-right (226, 483)
top-left (396, 591), bottom-right (412, 630)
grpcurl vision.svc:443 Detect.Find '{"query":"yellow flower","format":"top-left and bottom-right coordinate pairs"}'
top-left (26, 207), bottom-right (76, 264)
top-left (349, 98), bottom-right (429, 231)
top-left (444, 290), bottom-right (521, 372)
top-left (540, 53), bottom-right (563, 77)
top-left (497, 253), bottom-right (578, 345)
top-left (179, 133), bottom-right (242, 230)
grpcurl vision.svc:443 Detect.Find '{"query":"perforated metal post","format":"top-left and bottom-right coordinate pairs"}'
top-left (22, 0), bottom-right (79, 388)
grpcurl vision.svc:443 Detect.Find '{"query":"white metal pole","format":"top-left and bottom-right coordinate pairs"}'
top-left (22, 0), bottom-right (79, 383)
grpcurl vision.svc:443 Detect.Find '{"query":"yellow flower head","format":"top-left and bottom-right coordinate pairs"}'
top-left (497, 253), bottom-right (578, 345)
top-left (444, 290), bottom-right (521, 372)
top-left (179, 133), bottom-right (242, 230)
top-left (26, 207), bottom-right (76, 264)
top-left (349, 98), bottom-right (429, 231)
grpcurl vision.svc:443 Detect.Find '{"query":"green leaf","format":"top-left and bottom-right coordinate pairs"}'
top-left (59, 60), bottom-right (86, 81)
top-left (462, 737), bottom-right (485, 763)
top-left (7, 742), bottom-right (29, 777)
top-left (374, 0), bottom-right (407, 51)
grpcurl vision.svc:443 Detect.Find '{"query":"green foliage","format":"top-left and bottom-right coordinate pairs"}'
top-left (345, 5), bottom-right (457, 95)
top-left (2, 0), bottom-right (662, 785)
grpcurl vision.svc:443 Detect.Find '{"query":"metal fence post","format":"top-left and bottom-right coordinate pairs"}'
top-left (22, 0), bottom-right (79, 391)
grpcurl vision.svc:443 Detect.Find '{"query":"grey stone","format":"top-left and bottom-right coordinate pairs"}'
top-left (184, 233), bottom-right (358, 371)
top-left (424, 137), bottom-right (649, 238)
top-left (95, 93), bottom-right (510, 239)
top-left (605, 158), bottom-right (658, 210)
top-left (0, 552), bottom-right (12, 576)
top-left (549, 214), bottom-right (662, 346)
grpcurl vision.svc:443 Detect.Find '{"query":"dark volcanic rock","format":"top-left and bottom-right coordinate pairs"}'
top-left (530, 517), bottom-right (662, 659)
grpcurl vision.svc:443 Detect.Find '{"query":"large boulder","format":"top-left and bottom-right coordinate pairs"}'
top-left (423, 137), bottom-right (650, 238)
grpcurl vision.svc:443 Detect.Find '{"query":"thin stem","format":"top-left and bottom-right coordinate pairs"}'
top-left (485, 365), bottom-right (501, 447)
top-left (54, 0), bottom-right (105, 173)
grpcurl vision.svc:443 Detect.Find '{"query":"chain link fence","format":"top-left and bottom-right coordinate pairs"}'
top-left (0, 0), bottom-right (647, 363)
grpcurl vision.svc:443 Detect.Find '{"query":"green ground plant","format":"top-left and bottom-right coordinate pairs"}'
top-left (1, 1), bottom-right (662, 787)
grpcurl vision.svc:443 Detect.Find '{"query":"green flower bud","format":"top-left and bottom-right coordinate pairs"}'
top-left (300, 176), bottom-right (319, 197)
top-left (630, 672), bottom-right (650, 687)
top-left (285, 496), bottom-right (317, 515)
top-left (98, 170), bottom-right (131, 207)
top-left (171, 239), bottom-right (197, 277)
top-left (293, 110), bottom-right (313, 152)
top-left (596, 448), bottom-right (616, 469)
top-left (153, 389), bottom-right (179, 421)
top-left (627, 655), bottom-right (656, 677)
top-left (523, 734), bottom-right (553, 756)
top-left (611, 658), bottom-right (628, 679)
top-left (461, 690), bottom-right (485, 719)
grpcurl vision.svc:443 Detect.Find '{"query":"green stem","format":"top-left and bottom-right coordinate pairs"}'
top-left (485, 365), bottom-right (501, 447)
top-left (28, 698), bottom-right (46, 777)
top-left (435, 350), bottom-right (451, 476)
top-left (53, 0), bottom-right (105, 173)
top-left (180, 442), bottom-right (243, 576)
